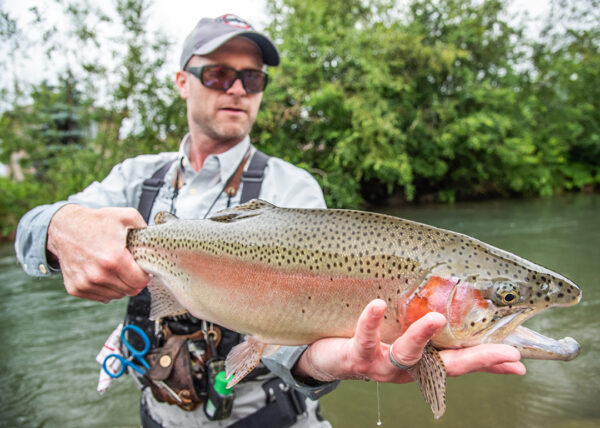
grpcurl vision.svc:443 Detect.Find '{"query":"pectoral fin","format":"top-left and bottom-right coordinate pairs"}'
top-left (225, 336), bottom-right (280, 388)
top-left (147, 276), bottom-right (188, 320)
top-left (407, 343), bottom-right (447, 419)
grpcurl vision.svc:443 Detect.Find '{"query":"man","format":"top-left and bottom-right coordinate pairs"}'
top-left (15, 14), bottom-right (525, 428)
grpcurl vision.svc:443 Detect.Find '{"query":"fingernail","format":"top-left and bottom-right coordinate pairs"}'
top-left (371, 302), bottom-right (386, 317)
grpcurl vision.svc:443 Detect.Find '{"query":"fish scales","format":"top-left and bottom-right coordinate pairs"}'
top-left (126, 200), bottom-right (581, 418)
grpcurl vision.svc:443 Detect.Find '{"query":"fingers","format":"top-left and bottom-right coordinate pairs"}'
top-left (390, 312), bottom-right (446, 367)
top-left (109, 207), bottom-right (150, 292)
top-left (442, 344), bottom-right (525, 377)
top-left (49, 205), bottom-right (150, 303)
top-left (114, 252), bottom-right (150, 292)
top-left (352, 299), bottom-right (387, 361)
top-left (483, 361), bottom-right (527, 375)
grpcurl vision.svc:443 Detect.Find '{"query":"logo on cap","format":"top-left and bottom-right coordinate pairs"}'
top-left (216, 14), bottom-right (253, 30)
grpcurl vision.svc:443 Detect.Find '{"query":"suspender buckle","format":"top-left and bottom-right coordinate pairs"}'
top-left (241, 170), bottom-right (265, 183)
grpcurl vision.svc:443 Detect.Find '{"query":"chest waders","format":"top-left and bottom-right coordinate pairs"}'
top-left (126, 150), bottom-right (308, 427)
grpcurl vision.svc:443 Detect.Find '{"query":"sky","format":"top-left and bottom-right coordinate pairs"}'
top-left (2, 0), bottom-right (271, 78)
top-left (3, 0), bottom-right (551, 70)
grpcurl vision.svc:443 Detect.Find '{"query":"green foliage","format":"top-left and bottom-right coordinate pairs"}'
top-left (254, 0), bottom-right (600, 206)
top-left (1, 0), bottom-right (599, 239)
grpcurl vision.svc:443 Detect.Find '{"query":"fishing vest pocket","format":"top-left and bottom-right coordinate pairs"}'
top-left (144, 327), bottom-right (221, 411)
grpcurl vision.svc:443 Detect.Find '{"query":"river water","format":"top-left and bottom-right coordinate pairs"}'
top-left (1, 195), bottom-right (598, 427)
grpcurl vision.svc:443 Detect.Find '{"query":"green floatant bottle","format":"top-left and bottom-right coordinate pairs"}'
top-left (204, 369), bottom-right (234, 420)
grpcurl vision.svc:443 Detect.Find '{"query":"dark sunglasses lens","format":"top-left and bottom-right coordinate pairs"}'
top-left (242, 70), bottom-right (266, 93)
top-left (201, 66), bottom-right (236, 90)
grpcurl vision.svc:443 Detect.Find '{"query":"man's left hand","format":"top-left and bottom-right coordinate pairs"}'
top-left (293, 299), bottom-right (526, 383)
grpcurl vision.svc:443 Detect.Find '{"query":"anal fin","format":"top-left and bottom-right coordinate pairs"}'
top-left (407, 343), bottom-right (447, 419)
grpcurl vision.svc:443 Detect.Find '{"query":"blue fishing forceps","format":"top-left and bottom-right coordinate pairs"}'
top-left (102, 324), bottom-right (182, 403)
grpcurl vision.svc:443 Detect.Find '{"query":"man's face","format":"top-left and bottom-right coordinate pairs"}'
top-left (177, 37), bottom-right (264, 145)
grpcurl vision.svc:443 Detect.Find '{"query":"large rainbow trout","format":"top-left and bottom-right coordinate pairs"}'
top-left (127, 200), bottom-right (581, 418)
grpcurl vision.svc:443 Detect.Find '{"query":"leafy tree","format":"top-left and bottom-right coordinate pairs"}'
top-left (257, 0), bottom-right (534, 205)
top-left (529, 0), bottom-right (600, 192)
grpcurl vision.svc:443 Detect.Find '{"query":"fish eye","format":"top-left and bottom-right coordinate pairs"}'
top-left (493, 283), bottom-right (521, 306)
top-left (502, 292), bottom-right (516, 303)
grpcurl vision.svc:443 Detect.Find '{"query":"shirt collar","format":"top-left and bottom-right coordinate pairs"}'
top-left (178, 134), bottom-right (252, 183)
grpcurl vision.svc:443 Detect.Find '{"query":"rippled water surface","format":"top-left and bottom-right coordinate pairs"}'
top-left (1, 195), bottom-right (598, 427)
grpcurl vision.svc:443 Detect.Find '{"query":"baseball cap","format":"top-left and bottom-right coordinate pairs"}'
top-left (180, 14), bottom-right (280, 69)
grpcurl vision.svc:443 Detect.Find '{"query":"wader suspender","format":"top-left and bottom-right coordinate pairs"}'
top-left (239, 150), bottom-right (270, 205)
top-left (138, 160), bottom-right (177, 224)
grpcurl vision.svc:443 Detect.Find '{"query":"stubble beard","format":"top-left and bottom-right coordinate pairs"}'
top-left (194, 109), bottom-right (254, 145)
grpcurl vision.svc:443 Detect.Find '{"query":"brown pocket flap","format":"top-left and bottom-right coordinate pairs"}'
top-left (146, 335), bottom-right (187, 381)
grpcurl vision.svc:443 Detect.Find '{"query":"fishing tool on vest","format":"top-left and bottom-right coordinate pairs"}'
top-left (141, 320), bottom-right (222, 411)
top-left (102, 324), bottom-right (183, 404)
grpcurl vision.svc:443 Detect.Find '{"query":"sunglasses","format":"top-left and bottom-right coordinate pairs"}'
top-left (185, 64), bottom-right (269, 94)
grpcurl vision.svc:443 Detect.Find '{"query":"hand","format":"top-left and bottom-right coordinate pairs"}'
top-left (47, 204), bottom-right (150, 303)
top-left (294, 299), bottom-right (526, 383)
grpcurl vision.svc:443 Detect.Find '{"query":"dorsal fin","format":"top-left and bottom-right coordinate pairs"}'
top-left (231, 199), bottom-right (275, 211)
top-left (208, 199), bottom-right (276, 223)
top-left (154, 211), bottom-right (178, 225)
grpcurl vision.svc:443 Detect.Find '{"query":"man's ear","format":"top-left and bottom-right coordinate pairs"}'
top-left (175, 70), bottom-right (189, 99)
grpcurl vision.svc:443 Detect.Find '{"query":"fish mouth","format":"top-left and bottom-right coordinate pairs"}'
top-left (501, 326), bottom-right (580, 361)
top-left (463, 307), bottom-right (534, 346)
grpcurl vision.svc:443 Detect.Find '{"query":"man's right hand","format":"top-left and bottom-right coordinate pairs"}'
top-left (47, 204), bottom-right (150, 303)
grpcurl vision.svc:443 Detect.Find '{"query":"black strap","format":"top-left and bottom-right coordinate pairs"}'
top-left (240, 150), bottom-right (270, 203)
top-left (227, 378), bottom-right (306, 428)
top-left (138, 159), bottom-right (176, 224)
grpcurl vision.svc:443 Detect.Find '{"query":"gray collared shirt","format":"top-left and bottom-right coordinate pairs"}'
top-left (14, 134), bottom-right (339, 403)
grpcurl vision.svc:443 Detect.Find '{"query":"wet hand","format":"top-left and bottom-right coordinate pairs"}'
top-left (47, 204), bottom-right (150, 303)
top-left (295, 299), bottom-right (526, 383)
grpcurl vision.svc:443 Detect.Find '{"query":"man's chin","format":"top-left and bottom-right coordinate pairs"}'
top-left (209, 126), bottom-right (251, 144)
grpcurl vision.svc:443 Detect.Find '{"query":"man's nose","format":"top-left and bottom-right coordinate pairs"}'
top-left (226, 77), bottom-right (247, 95)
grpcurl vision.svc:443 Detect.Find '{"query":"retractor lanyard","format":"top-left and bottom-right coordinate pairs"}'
top-left (169, 145), bottom-right (252, 219)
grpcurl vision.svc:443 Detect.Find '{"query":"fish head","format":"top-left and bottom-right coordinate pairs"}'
top-left (400, 238), bottom-right (582, 358)
top-left (442, 271), bottom-right (581, 347)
